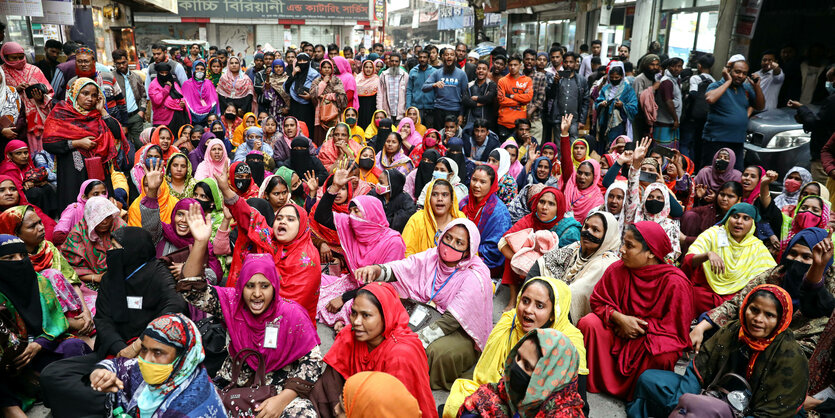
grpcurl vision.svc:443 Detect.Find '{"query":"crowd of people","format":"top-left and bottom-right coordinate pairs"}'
top-left (0, 33), bottom-right (834, 418)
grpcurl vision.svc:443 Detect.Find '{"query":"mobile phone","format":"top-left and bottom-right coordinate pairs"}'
top-left (557, 70), bottom-right (571, 78)
top-left (624, 141), bottom-right (637, 152)
top-left (653, 145), bottom-right (676, 160)
top-left (639, 170), bottom-right (658, 183)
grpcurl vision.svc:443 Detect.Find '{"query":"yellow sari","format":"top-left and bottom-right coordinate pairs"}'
top-left (442, 276), bottom-right (587, 417)
top-left (401, 179), bottom-right (465, 256)
top-left (127, 179), bottom-right (179, 227)
top-left (364, 109), bottom-right (389, 140)
top-left (342, 107), bottom-right (366, 144)
top-left (230, 112), bottom-right (258, 147)
top-left (407, 106), bottom-right (427, 136)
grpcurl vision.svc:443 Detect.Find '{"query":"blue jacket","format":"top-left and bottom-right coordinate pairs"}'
top-left (422, 66), bottom-right (469, 113)
top-left (407, 65), bottom-right (437, 110)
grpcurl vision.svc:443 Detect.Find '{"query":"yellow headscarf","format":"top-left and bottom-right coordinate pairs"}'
top-left (401, 178), bottom-right (465, 256)
top-left (571, 138), bottom-right (590, 169)
top-left (364, 109), bottom-right (389, 140)
top-left (687, 204), bottom-right (776, 295)
top-left (231, 112), bottom-right (259, 147)
top-left (127, 176), bottom-right (179, 227)
top-left (406, 106), bottom-right (427, 136)
top-left (442, 276), bottom-right (587, 418)
top-left (342, 107), bottom-right (366, 143)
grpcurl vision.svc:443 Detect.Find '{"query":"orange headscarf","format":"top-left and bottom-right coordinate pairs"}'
top-left (737, 284), bottom-right (793, 379)
top-left (134, 125), bottom-right (181, 165)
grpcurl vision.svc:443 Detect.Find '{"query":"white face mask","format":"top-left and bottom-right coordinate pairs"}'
top-left (194, 71), bottom-right (205, 80)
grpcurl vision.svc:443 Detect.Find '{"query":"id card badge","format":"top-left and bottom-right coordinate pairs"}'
top-left (264, 324), bottom-right (278, 349)
top-left (126, 296), bottom-right (143, 310)
top-left (717, 229), bottom-right (730, 248)
top-left (409, 305), bottom-right (429, 328)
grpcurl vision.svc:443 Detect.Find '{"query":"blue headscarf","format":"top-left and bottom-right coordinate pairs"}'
top-left (272, 59), bottom-right (285, 70)
top-left (781, 227), bottom-right (832, 308)
top-left (530, 156), bottom-right (553, 184)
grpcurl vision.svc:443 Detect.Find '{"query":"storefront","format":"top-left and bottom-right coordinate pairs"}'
top-left (658, 0), bottom-right (720, 60)
top-left (495, 0), bottom-right (577, 53)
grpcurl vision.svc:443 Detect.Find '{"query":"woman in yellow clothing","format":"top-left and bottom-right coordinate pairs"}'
top-left (364, 109), bottom-right (389, 141)
top-left (401, 178), bottom-right (465, 256)
top-left (443, 276), bottom-right (588, 417)
top-left (127, 162), bottom-right (179, 227)
top-left (230, 111), bottom-right (258, 148)
top-left (341, 107), bottom-right (366, 143)
top-left (406, 106), bottom-right (427, 136)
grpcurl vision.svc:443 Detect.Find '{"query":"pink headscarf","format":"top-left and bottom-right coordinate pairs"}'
top-left (334, 195), bottom-right (406, 273)
top-left (563, 159), bottom-right (604, 222)
top-left (55, 179), bottom-right (106, 236)
top-left (193, 138), bottom-right (229, 180)
top-left (388, 218), bottom-right (493, 350)
top-left (333, 56), bottom-right (359, 109)
top-left (501, 139), bottom-right (523, 180)
top-left (743, 166), bottom-right (765, 205)
top-left (0, 42), bottom-right (26, 70)
top-left (396, 117), bottom-right (423, 147)
top-left (217, 253), bottom-right (320, 372)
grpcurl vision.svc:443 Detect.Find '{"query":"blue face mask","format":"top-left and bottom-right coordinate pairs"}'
top-left (432, 170), bottom-right (448, 180)
top-left (826, 81), bottom-right (835, 95)
top-left (145, 157), bottom-right (160, 168)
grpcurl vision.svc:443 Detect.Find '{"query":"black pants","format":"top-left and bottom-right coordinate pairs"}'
top-left (433, 107), bottom-right (459, 131)
top-left (419, 108), bottom-right (436, 132)
top-left (40, 353), bottom-right (108, 418)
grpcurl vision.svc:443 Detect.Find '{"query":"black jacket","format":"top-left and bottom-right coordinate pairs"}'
top-left (462, 79), bottom-right (498, 129)
top-left (369, 169), bottom-right (416, 232)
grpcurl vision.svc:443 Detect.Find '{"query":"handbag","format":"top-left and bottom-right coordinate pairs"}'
top-left (85, 156), bottom-right (105, 180)
top-left (196, 315), bottom-right (227, 377)
top-left (220, 348), bottom-right (277, 417)
top-left (160, 246), bottom-right (191, 266)
top-left (318, 98), bottom-right (339, 123)
top-left (700, 372), bottom-right (752, 417)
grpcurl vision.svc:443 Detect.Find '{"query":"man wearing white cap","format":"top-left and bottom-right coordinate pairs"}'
top-left (700, 55), bottom-right (765, 169)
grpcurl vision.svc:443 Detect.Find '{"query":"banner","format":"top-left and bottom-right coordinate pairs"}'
top-left (175, 0), bottom-right (368, 19)
top-left (0, 0), bottom-right (44, 17)
top-left (373, 0), bottom-right (385, 23)
top-left (33, 0), bottom-right (74, 25)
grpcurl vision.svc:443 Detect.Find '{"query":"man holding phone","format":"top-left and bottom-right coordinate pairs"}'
top-left (548, 52), bottom-right (588, 138)
top-left (701, 55), bottom-right (765, 170)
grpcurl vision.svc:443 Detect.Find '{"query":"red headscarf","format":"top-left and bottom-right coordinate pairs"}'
top-left (324, 282), bottom-right (438, 418)
top-left (271, 202), bottom-right (321, 322)
top-left (0, 205), bottom-right (53, 271)
top-left (0, 140), bottom-right (34, 182)
top-left (737, 284), bottom-right (793, 379)
top-left (504, 186), bottom-right (565, 235)
top-left (0, 175), bottom-right (55, 241)
top-left (309, 174), bottom-right (353, 250)
top-left (633, 221), bottom-right (673, 262)
top-left (461, 165), bottom-right (500, 226)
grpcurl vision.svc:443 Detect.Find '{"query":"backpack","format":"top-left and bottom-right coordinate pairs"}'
top-left (685, 74), bottom-right (712, 122)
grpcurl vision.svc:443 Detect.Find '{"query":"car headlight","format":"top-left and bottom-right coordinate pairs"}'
top-left (766, 129), bottom-right (810, 149)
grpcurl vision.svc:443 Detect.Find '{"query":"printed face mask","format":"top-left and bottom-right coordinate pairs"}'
top-left (783, 179), bottom-right (802, 194)
top-left (375, 184), bottom-right (390, 195)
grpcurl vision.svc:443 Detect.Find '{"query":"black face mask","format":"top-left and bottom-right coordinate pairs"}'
top-left (212, 130), bottom-right (225, 138)
top-left (196, 198), bottom-right (214, 213)
top-left (234, 178), bottom-right (251, 192)
top-left (644, 199), bottom-right (665, 215)
top-left (781, 257), bottom-right (812, 299)
top-left (359, 158), bottom-right (374, 170)
top-left (581, 229), bottom-right (604, 245)
top-left (714, 159), bottom-right (730, 171)
top-left (225, 113), bottom-right (237, 120)
top-left (292, 183), bottom-right (305, 197)
top-left (508, 362), bottom-right (532, 395)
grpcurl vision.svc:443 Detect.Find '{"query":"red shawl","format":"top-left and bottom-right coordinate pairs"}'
top-left (134, 125), bottom-right (181, 165)
top-left (324, 282), bottom-right (438, 418)
top-left (504, 186), bottom-right (565, 236)
top-left (461, 165), bottom-right (500, 226)
top-left (42, 101), bottom-right (120, 163)
top-left (309, 175), bottom-right (353, 250)
top-left (0, 175), bottom-right (55, 241)
top-left (589, 257), bottom-right (692, 378)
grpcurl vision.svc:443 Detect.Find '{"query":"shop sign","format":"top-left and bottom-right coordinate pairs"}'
top-left (374, 0), bottom-right (385, 22)
top-left (176, 0), bottom-right (369, 19)
top-left (0, 0), bottom-right (44, 17)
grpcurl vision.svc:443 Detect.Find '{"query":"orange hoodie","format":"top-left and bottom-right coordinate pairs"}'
top-left (497, 73), bottom-right (533, 129)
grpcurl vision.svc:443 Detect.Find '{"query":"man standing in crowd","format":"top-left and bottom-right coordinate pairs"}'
top-left (407, 49), bottom-right (437, 129)
top-left (681, 53), bottom-right (715, 161)
top-left (422, 48), bottom-right (469, 130)
top-left (35, 39), bottom-right (62, 83)
top-left (792, 66), bottom-right (835, 183)
top-left (549, 52), bottom-right (588, 138)
top-left (183, 43), bottom-right (202, 74)
top-left (652, 57), bottom-right (683, 148)
top-left (51, 41), bottom-right (79, 98)
top-left (497, 55), bottom-right (533, 140)
top-left (379, 53), bottom-right (409, 122)
top-left (145, 43), bottom-right (187, 94)
top-left (462, 60), bottom-right (498, 132)
top-left (632, 53), bottom-right (660, 139)
top-left (702, 55), bottom-right (764, 170)
top-left (523, 49), bottom-right (547, 142)
top-left (753, 50), bottom-right (784, 111)
top-left (455, 42), bottom-right (476, 82)
top-left (579, 40), bottom-right (609, 78)
top-left (489, 55), bottom-right (507, 84)
top-left (62, 47), bottom-right (127, 123)
top-left (112, 49), bottom-right (147, 147)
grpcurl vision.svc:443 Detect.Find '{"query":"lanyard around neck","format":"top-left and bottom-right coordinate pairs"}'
top-left (429, 266), bottom-right (459, 302)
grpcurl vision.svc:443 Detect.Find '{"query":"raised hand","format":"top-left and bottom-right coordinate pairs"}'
top-left (304, 170), bottom-right (319, 195)
top-left (616, 150), bottom-right (634, 166)
top-left (144, 159), bottom-right (165, 198)
top-left (560, 114), bottom-right (573, 136)
top-left (762, 170), bottom-right (779, 185)
top-left (631, 136), bottom-right (652, 168)
top-left (813, 238), bottom-right (834, 268)
top-left (331, 168), bottom-right (351, 189)
top-left (186, 202), bottom-right (213, 242)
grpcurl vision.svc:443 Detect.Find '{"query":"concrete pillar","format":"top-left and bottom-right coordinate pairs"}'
top-left (712, 0), bottom-right (739, 78)
top-left (630, 0), bottom-right (655, 60)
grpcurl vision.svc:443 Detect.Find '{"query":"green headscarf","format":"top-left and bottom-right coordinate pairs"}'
top-left (166, 153), bottom-right (197, 200)
top-left (276, 166), bottom-right (303, 206)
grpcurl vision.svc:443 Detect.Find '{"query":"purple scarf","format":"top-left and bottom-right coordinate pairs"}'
top-left (188, 131), bottom-right (215, 171)
top-left (157, 198), bottom-right (222, 278)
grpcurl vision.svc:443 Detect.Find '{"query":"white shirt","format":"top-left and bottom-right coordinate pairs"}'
top-left (579, 54), bottom-right (609, 79)
top-left (753, 69), bottom-right (784, 110)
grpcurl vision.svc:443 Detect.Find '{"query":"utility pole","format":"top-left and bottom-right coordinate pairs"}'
top-left (469, 0), bottom-right (485, 43)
